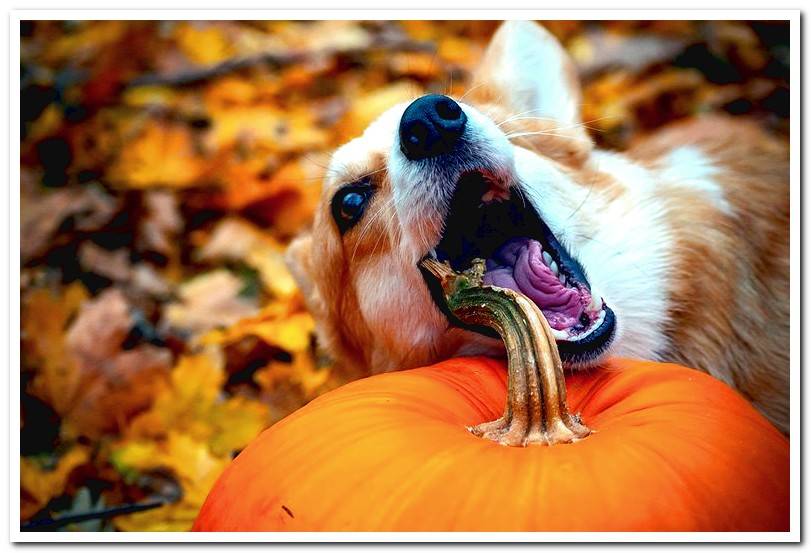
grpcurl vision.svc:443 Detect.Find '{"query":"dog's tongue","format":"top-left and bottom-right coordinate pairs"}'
top-left (482, 238), bottom-right (584, 330)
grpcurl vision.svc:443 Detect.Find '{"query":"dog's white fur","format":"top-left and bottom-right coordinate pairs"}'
top-left (287, 21), bottom-right (789, 433)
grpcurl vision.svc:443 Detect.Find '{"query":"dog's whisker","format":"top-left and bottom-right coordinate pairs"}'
top-left (498, 115), bottom-right (617, 136)
top-left (457, 81), bottom-right (487, 103)
top-left (370, 198), bottom-right (400, 258)
top-left (496, 109), bottom-right (561, 127)
top-left (505, 131), bottom-right (594, 143)
top-left (350, 195), bottom-right (394, 263)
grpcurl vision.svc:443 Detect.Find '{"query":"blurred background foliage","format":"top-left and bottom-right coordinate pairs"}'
top-left (19, 20), bottom-right (789, 531)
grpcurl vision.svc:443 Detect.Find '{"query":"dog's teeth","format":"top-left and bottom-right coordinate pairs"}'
top-left (551, 328), bottom-right (568, 340)
top-left (550, 261), bottom-right (559, 275)
top-left (429, 248), bottom-right (437, 259)
top-left (590, 295), bottom-right (603, 311)
top-left (542, 251), bottom-right (553, 266)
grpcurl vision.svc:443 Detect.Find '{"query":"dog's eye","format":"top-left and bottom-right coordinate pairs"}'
top-left (331, 182), bottom-right (373, 233)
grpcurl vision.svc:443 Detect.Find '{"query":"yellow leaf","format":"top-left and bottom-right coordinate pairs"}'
top-left (125, 346), bottom-right (270, 461)
top-left (174, 22), bottom-right (235, 65)
top-left (111, 347), bottom-right (270, 531)
top-left (200, 306), bottom-right (314, 353)
top-left (127, 347), bottom-right (225, 439)
top-left (109, 440), bottom-right (160, 474)
top-left (256, 351), bottom-right (330, 398)
top-left (122, 85), bottom-right (179, 108)
top-left (27, 104), bottom-right (63, 142)
top-left (112, 432), bottom-right (231, 531)
top-left (338, 82), bottom-right (421, 140)
top-left (245, 248), bottom-right (299, 300)
top-left (203, 76), bottom-right (262, 106)
top-left (22, 283), bottom-right (88, 415)
top-left (42, 21), bottom-right (126, 65)
top-left (251, 312), bottom-right (315, 352)
top-left (207, 397), bottom-right (270, 457)
top-left (21, 446), bottom-right (90, 514)
top-left (206, 106), bottom-right (328, 153)
top-left (389, 52), bottom-right (443, 80)
top-left (108, 121), bottom-right (207, 189)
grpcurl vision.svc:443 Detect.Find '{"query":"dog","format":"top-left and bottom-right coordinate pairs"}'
top-left (285, 21), bottom-right (790, 433)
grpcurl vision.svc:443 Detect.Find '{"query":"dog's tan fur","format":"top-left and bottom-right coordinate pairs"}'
top-left (286, 22), bottom-right (789, 433)
top-left (630, 118), bottom-right (790, 427)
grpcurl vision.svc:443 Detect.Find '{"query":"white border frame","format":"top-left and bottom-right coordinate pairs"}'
top-left (8, 9), bottom-right (801, 543)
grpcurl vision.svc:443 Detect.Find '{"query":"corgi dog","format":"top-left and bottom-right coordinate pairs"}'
top-left (286, 21), bottom-right (789, 433)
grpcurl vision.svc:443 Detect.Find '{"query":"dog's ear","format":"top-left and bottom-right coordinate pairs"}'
top-left (474, 21), bottom-right (582, 127)
top-left (285, 233), bottom-right (318, 306)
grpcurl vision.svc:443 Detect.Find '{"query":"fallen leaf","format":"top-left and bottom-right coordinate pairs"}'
top-left (79, 242), bottom-right (133, 281)
top-left (59, 288), bottom-right (173, 438)
top-left (163, 270), bottom-right (259, 336)
top-left (197, 217), bottom-right (299, 299)
top-left (108, 120), bottom-right (208, 189)
top-left (200, 303), bottom-right (314, 353)
top-left (23, 283), bottom-right (89, 415)
top-left (111, 432), bottom-right (231, 531)
top-left (112, 346), bottom-right (270, 530)
top-left (21, 186), bottom-right (119, 262)
top-left (139, 190), bottom-right (184, 255)
top-left (255, 351), bottom-right (330, 398)
top-left (337, 81), bottom-right (422, 140)
top-left (21, 446), bottom-right (91, 519)
top-left (205, 105), bottom-right (328, 153)
top-left (174, 22), bottom-right (236, 66)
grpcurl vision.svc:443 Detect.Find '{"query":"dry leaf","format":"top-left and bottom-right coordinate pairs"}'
top-left (163, 270), bottom-right (259, 336)
top-left (79, 242), bottom-right (132, 281)
top-left (200, 303), bottom-right (314, 353)
top-left (255, 351), bottom-right (330, 398)
top-left (21, 186), bottom-right (118, 262)
top-left (174, 22), bottom-right (235, 66)
top-left (108, 120), bottom-right (208, 189)
top-left (21, 446), bottom-right (91, 519)
top-left (23, 283), bottom-right (89, 415)
top-left (60, 288), bottom-right (172, 438)
top-left (337, 82), bottom-right (422, 140)
top-left (197, 217), bottom-right (299, 299)
top-left (113, 347), bottom-right (270, 530)
top-left (139, 190), bottom-right (183, 255)
top-left (111, 432), bottom-right (231, 531)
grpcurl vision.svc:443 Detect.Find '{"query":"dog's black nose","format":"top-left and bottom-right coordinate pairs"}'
top-left (399, 94), bottom-right (467, 161)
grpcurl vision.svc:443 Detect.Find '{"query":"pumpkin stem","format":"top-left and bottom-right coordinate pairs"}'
top-left (420, 258), bottom-right (590, 446)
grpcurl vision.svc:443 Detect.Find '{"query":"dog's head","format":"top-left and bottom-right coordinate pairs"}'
top-left (287, 21), bottom-right (617, 373)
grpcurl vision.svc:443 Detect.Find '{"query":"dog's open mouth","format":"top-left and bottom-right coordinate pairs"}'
top-left (422, 171), bottom-right (616, 364)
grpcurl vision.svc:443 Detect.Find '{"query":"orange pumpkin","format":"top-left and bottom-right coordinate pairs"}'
top-left (193, 356), bottom-right (789, 532)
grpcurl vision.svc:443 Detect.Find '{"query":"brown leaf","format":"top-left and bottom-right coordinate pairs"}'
top-left (22, 283), bottom-right (89, 415)
top-left (163, 270), bottom-right (259, 336)
top-left (47, 288), bottom-right (174, 438)
top-left (139, 190), bottom-right (183, 255)
top-left (79, 242), bottom-right (133, 282)
top-left (21, 186), bottom-right (118, 262)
